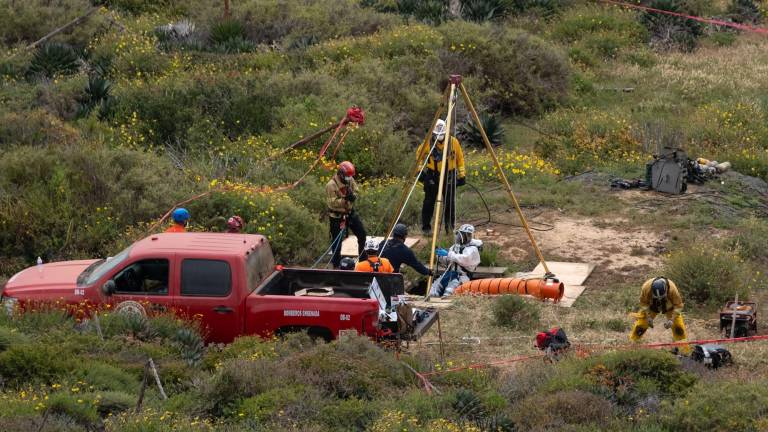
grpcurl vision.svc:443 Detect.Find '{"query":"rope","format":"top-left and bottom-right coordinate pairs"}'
top-left (311, 225), bottom-right (347, 269)
top-left (379, 135), bottom-right (442, 254)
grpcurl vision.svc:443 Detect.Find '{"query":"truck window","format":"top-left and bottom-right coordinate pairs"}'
top-left (181, 259), bottom-right (232, 297)
top-left (113, 259), bottom-right (169, 295)
top-left (246, 241), bottom-right (276, 292)
top-left (82, 246), bottom-right (132, 286)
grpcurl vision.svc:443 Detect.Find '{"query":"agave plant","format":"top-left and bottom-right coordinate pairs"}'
top-left (27, 42), bottom-right (80, 78)
top-left (453, 388), bottom-right (486, 421)
top-left (210, 19), bottom-right (246, 45)
top-left (78, 75), bottom-right (113, 117)
top-left (173, 328), bottom-right (205, 367)
top-left (458, 114), bottom-right (506, 147)
top-left (461, 0), bottom-right (511, 22)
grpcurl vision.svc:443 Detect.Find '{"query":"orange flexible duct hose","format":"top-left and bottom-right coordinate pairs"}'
top-left (454, 278), bottom-right (565, 302)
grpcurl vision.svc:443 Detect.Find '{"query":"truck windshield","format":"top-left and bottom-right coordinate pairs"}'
top-left (246, 240), bottom-right (276, 292)
top-left (80, 246), bottom-right (132, 286)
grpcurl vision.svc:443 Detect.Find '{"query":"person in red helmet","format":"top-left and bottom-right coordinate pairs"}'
top-left (326, 161), bottom-right (367, 269)
top-left (226, 216), bottom-right (244, 233)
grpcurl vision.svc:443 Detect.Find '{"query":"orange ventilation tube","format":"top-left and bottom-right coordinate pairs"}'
top-left (454, 278), bottom-right (565, 302)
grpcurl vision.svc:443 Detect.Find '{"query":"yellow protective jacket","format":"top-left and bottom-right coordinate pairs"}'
top-left (416, 136), bottom-right (466, 178)
top-left (639, 278), bottom-right (684, 317)
top-left (326, 175), bottom-right (358, 217)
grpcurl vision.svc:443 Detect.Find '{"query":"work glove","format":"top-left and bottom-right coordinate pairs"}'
top-left (648, 318), bottom-right (654, 328)
top-left (456, 176), bottom-right (466, 186)
top-left (346, 192), bottom-right (356, 202)
top-left (435, 248), bottom-right (448, 257)
top-left (664, 319), bottom-right (673, 329)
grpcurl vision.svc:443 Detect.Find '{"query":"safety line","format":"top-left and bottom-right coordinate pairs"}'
top-left (419, 333), bottom-right (768, 377)
top-left (379, 134), bottom-right (442, 253)
top-left (599, 0), bottom-right (768, 35)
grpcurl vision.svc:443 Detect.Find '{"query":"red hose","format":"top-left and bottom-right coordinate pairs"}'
top-left (454, 278), bottom-right (565, 302)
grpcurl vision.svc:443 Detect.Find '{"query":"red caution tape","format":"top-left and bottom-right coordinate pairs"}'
top-left (420, 334), bottom-right (768, 377)
top-left (599, 0), bottom-right (768, 35)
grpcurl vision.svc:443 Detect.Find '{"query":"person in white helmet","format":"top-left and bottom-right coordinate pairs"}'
top-left (417, 119), bottom-right (466, 235)
top-left (355, 237), bottom-right (394, 273)
top-left (430, 224), bottom-right (482, 297)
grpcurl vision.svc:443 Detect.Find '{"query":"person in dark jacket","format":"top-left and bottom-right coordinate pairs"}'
top-left (379, 224), bottom-right (432, 276)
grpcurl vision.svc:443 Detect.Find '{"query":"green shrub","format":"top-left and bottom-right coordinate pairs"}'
top-left (27, 43), bottom-right (80, 79)
top-left (664, 245), bottom-right (752, 306)
top-left (0, 327), bottom-right (27, 352)
top-left (510, 390), bottom-right (612, 429)
top-left (640, 0), bottom-right (704, 52)
top-left (0, 109), bottom-right (80, 148)
top-left (491, 295), bottom-right (541, 330)
top-left (660, 381), bottom-right (768, 430)
top-left (0, 144), bottom-right (186, 265)
top-left (0, 0), bottom-right (108, 46)
top-left (47, 392), bottom-right (100, 427)
top-left (93, 391), bottom-right (135, 416)
top-left (319, 396), bottom-right (380, 431)
top-left (438, 22), bottom-right (571, 116)
top-left (0, 344), bottom-right (73, 386)
top-left (547, 349), bottom-right (696, 409)
top-left (727, 0), bottom-right (763, 23)
top-left (79, 362), bottom-right (139, 393)
top-left (729, 217), bottom-right (768, 263)
top-left (234, 385), bottom-right (310, 422)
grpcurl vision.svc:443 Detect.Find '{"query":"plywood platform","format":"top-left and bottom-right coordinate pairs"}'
top-left (341, 236), bottom-right (420, 257)
top-left (518, 261), bottom-right (596, 308)
top-left (530, 261), bottom-right (596, 286)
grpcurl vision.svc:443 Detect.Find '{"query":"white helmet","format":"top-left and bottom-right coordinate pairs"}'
top-left (364, 237), bottom-right (380, 253)
top-left (456, 224), bottom-right (475, 245)
top-left (433, 119), bottom-right (446, 141)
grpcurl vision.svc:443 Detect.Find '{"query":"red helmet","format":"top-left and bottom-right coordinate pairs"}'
top-left (227, 215), bottom-right (244, 231)
top-left (338, 161), bottom-right (355, 178)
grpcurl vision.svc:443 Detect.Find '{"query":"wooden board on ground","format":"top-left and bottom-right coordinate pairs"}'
top-left (530, 261), bottom-right (596, 286)
top-left (471, 266), bottom-right (508, 279)
top-left (405, 295), bottom-right (454, 310)
top-left (341, 236), bottom-right (420, 257)
top-left (556, 285), bottom-right (586, 308)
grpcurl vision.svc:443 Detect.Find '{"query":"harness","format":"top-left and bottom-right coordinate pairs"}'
top-left (367, 258), bottom-right (381, 272)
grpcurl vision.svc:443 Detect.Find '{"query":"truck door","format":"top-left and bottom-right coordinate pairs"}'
top-left (109, 257), bottom-right (175, 315)
top-left (175, 257), bottom-right (242, 343)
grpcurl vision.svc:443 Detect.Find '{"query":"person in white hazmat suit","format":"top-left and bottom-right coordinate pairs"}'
top-left (430, 224), bottom-right (482, 297)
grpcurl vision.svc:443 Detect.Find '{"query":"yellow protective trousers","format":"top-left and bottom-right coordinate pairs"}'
top-left (629, 312), bottom-right (689, 353)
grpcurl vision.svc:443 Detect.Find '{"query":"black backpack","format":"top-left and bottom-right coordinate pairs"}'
top-left (535, 327), bottom-right (571, 352)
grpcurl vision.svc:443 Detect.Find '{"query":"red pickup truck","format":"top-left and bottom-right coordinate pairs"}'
top-left (1, 233), bottom-right (437, 343)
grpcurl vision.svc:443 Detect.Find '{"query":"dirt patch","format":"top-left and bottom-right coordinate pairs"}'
top-left (478, 212), bottom-right (666, 276)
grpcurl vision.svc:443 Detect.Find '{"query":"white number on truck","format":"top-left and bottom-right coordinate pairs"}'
top-left (74, 288), bottom-right (85, 296)
top-left (340, 314), bottom-right (351, 321)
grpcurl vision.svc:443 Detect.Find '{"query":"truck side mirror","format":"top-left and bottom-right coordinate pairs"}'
top-left (102, 280), bottom-right (116, 297)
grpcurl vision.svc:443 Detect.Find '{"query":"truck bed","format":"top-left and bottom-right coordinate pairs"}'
top-left (255, 268), bottom-right (405, 308)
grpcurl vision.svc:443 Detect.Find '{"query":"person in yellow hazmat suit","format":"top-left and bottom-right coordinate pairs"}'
top-left (630, 277), bottom-right (689, 353)
top-left (416, 119), bottom-right (466, 235)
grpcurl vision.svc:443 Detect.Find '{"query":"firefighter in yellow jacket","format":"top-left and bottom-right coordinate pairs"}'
top-left (630, 277), bottom-right (689, 352)
top-left (417, 119), bottom-right (466, 235)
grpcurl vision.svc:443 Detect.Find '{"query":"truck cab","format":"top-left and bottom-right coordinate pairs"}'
top-left (2, 233), bottom-right (437, 343)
